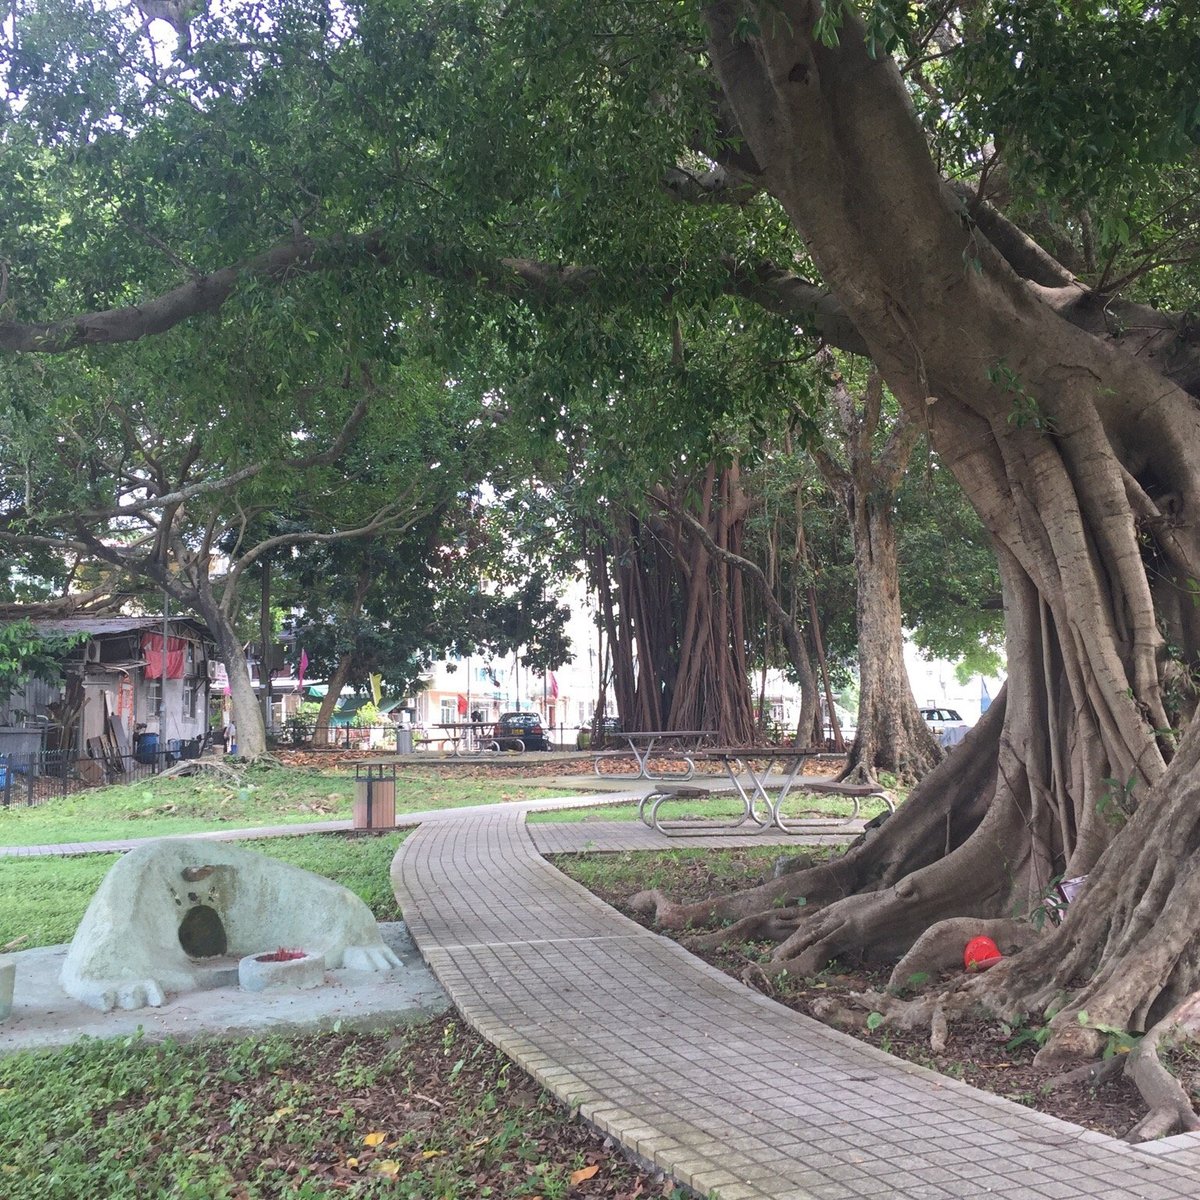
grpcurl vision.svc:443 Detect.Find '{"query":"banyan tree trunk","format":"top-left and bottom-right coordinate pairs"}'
top-left (588, 466), bottom-right (760, 742)
top-left (636, 1), bottom-right (1200, 1065)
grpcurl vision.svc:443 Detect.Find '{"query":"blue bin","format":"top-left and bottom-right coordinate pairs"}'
top-left (134, 732), bottom-right (159, 765)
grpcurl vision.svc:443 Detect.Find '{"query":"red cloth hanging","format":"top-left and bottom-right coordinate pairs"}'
top-left (142, 633), bottom-right (186, 679)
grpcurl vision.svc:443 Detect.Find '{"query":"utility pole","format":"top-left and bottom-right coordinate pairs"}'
top-left (260, 557), bottom-right (273, 735)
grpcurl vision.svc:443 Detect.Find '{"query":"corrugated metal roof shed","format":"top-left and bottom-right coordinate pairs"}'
top-left (27, 615), bottom-right (211, 638)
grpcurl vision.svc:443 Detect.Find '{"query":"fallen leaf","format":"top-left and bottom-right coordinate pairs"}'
top-left (570, 1164), bottom-right (600, 1184)
top-left (373, 1160), bottom-right (401, 1178)
top-left (362, 1132), bottom-right (386, 1147)
top-left (421, 1148), bottom-right (446, 1159)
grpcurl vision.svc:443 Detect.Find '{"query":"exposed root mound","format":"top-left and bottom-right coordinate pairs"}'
top-left (1123, 991), bottom-right (1200, 1142)
top-left (887, 917), bottom-right (1042, 993)
top-left (157, 757), bottom-right (247, 783)
top-left (627, 862), bottom-right (849, 932)
top-left (683, 907), bottom-right (808, 951)
top-left (630, 698), bottom-right (1005, 940)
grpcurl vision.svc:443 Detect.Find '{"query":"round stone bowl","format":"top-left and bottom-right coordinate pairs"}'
top-left (238, 949), bottom-right (326, 992)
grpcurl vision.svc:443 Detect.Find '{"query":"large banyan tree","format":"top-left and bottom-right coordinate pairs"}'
top-left (632, 0), bottom-right (1200, 1135)
top-left (5, 0), bottom-right (1200, 1133)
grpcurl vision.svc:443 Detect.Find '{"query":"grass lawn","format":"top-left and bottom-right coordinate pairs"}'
top-left (552, 844), bottom-right (822, 903)
top-left (0, 1016), bottom-right (672, 1200)
top-left (0, 832), bottom-right (408, 950)
top-left (0, 763), bottom-right (562, 847)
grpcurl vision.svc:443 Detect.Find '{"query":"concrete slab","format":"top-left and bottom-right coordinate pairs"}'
top-left (0, 922), bottom-right (448, 1055)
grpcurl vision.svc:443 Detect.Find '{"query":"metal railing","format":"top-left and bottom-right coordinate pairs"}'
top-left (0, 748), bottom-right (170, 807)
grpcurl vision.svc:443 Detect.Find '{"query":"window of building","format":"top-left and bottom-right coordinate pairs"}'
top-left (185, 680), bottom-right (201, 720)
top-left (439, 698), bottom-right (457, 725)
top-left (146, 679), bottom-right (163, 716)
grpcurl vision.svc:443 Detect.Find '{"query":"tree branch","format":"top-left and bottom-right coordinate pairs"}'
top-left (6, 217), bottom-right (1200, 405)
top-left (224, 497), bottom-right (424, 593)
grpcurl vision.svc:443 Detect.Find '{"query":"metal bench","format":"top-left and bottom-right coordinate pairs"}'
top-left (640, 783), bottom-right (767, 837)
top-left (771, 779), bottom-right (895, 833)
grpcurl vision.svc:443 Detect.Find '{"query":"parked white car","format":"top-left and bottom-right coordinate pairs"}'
top-left (920, 707), bottom-right (971, 747)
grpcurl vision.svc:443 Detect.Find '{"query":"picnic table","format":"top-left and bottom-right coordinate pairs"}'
top-left (430, 722), bottom-right (511, 756)
top-left (592, 730), bottom-right (717, 782)
top-left (640, 747), bottom-right (896, 836)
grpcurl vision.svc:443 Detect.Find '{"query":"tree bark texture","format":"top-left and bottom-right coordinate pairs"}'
top-left (814, 374), bottom-right (940, 780)
top-left (659, 0), bottom-right (1200, 1057)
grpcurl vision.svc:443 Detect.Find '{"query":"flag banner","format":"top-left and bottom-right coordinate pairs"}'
top-left (370, 673), bottom-right (382, 705)
top-left (549, 671), bottom-right (559, 699)
top-left (457, 693), bottom-right (469, 716)
top-left (296, 649), bottom-right (309, 692)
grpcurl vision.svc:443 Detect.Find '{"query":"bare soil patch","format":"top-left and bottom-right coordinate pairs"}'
top-left (554, 849), bottom-right (1147, 1139)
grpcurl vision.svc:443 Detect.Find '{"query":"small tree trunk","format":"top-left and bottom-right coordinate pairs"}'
top-left (194, 596), bottom-right (266, 759)
top-left (313, 654), bottom-right (353, 747)
top-left (844, 496), bottom-right (941, 781)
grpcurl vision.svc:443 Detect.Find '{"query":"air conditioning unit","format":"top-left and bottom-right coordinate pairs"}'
top-left (206, 660), bottom-right (220, 681)
top-left (84, 641), bottom-right (102, 664)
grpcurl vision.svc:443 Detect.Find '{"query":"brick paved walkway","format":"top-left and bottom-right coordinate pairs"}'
top-left (393, 806), bottom-right (1200, 1200)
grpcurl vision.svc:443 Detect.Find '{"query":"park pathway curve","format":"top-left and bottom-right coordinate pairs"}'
top-left (393, 806), bottom-right (1200, 1200)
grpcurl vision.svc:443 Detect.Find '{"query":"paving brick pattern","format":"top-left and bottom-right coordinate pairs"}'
top-left (393, 807), bottom-right (1200, 1199)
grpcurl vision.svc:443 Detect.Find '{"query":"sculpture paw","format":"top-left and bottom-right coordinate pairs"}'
top-left (96, 978), bottom-right (166, 1012)
top-left (342, 945), bottom-right (401, 971)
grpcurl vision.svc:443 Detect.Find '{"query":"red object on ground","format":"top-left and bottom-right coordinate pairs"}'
top-left (256, 948), bottom-right (307, 963)
top-left (964, 936), bottom-right (1003, 972)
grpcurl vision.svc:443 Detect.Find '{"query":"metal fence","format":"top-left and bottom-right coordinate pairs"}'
top-left (0, 748), bottom-right (173, 807)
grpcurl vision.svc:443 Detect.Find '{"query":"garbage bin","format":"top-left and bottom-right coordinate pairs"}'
top-left (396, 728), bottom-right (414, 754)
top-left (353, 763), bottom-right (396, 830)
top-left (134, 732), bottom-right (159, 765)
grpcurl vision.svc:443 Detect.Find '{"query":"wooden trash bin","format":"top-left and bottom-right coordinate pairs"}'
top-left (353, 763), bottom-right (397, 830)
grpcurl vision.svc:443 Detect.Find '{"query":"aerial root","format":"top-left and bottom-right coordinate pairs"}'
top-left (1044, 1056), bottom-right (1124, 1092)
top-left (682, 907), bottom-right (808, 951)
top-left (627, 888), bottom-right (661, 917)
top-left (629, 875), bottom-right (806, 931)
top-left (1123, 990), bottom-right (1200, 1142)
top-left (929, 1001), bottom-right (949, 1054)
